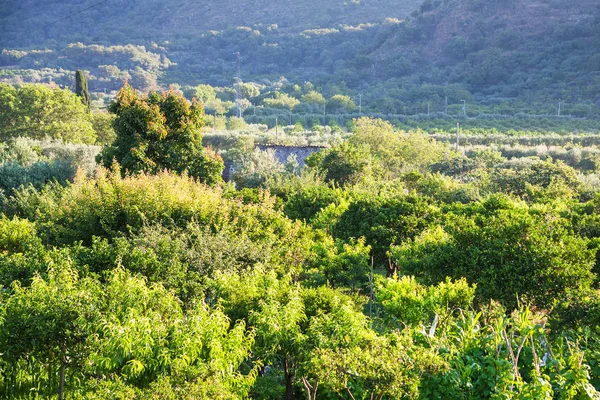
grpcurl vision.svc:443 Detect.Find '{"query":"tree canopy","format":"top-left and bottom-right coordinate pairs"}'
top-left (99, 83), bottom-right (223, 184)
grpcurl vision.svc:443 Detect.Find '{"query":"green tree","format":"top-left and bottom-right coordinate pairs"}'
top-left (334, 194), bottom-right (439, 269)
top-left (263, 92), bottom-right (300, 110)
top-left (300, 91), bottom-right (326, 105)
top-left (0, 83), bottom-right (96, 144)
top-left (91, 111), bottom-right (116, 145)
top-left (492, 158), bottom-right (580, 200)
top-left (0, 265), bottom-right (101, 399)
top-left (391, 197), bottom-right (596, 309)
top-left (327, 94), bottom-right (356, 113)
top-left (99, 83), bottom-right (223, 185)
top-left (85, 268), bottom-right (256, 397)
top-left (306, 141), bottom-right (378, 185)
top-left (75, 70), bottom-right (91, 111)
top-left (349, 118), bottom-right (446, 175)
top-left (191, 84), bottom-right (217, 103)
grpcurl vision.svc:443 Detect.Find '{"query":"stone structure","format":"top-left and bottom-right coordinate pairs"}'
top-left (255, 144), bottom-right (327, 167)
top-left (222, 144), bottom-right (328, 182)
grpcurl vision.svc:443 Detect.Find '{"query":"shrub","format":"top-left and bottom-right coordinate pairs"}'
top-left (391, 197), bottom-right (595, 309)
top-left (99, 84), bottom-right (223, 185)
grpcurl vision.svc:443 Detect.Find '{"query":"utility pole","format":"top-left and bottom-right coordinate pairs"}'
top-left (275, 117), bottom-right (278, 139)
top-left (234, 52), bottom-right (242, 118)
top-left (558, 101), bottom-right (561, 117)
top-left (455, 122), bottom-right (460, 152)
top-left (461, 100), bottom-right (466, 117)
top-left (427, 102), bottom-right (430, 115)
top-left (369, 256), bottom-right (374, 319)
top-left (445, 96), bottom-right (448, 114)
top-left (358, 94), bottom-right (363, 115)
top-left (323, 103), bottom-right (326, 116)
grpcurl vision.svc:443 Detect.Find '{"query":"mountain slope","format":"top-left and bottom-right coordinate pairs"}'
top-left (1, 0), bottom-right (599, 115)
top-left (354, 0), bottom-right (600, 109)
top-left (0, 0), bottom-right (421, 47)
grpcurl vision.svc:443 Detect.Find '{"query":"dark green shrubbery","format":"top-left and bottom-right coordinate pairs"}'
top-left (1, 116), bottom-right (600, 398)
top-left (391, 196), bottom-right (596, 309)
top-left (99, 84), bottom-right (224, 185)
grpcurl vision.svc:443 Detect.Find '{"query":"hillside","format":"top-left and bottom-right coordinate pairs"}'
top-left (0, 0), bottom-right (421, 47)
top-left (0, 0), bottom-right (599, 117)
top-left (363, 0), bottom-right (600, 105)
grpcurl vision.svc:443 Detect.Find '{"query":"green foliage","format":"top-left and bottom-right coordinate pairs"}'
top-left (391, 197), bottom-right (596, 309)
top-left (300, 91), bottom-right (326, 106)
top-left (91, 111), bottom-right (116, 145)
top-left (309, 237), bottom-right (371, 290)
top-left (5, 169), bottom-right (311, 260)
top-left (0, 265), bottom-right (101, 398)
top-left (0, 138), bottom-right (100, 201)
top-left (0, 266), bottom-right (257, 399)
top-left (307, 141), bottom-right (378, 185)
top-left (349, 117), bottom-right (447, 175)
top-left (491, 158), bottom-right (581, 201)
top-left (226, 116), bottom-right (247, 131)
top-left (75, 70), bottom-right (91, 111)
top-left (0, 83), bottom-right (96, 144)
top-left (187, 84), bottom-right (217, 103)
top-left (99, 83), bottom-right (223, 185)
top-left (262, 92), bottom-right (300, 111)
top-left (377, 275), bottom-right (476, 326)
top-left (1, 126), bottom-right (600, 399)
top-left (327, 94), bottom-right (357, 113)
top-left (233, 148), bottom-right (285, 188)
top-left (283, 184), bottom-right (346, 222)
top-left (334, 194), bottom-right (439, 266)
top-left (2, 63), bottom-right (600, 400)
top-left (87, 268), bottom-right (256, 396)
top-left (0, 215), bottom-right (38, 254)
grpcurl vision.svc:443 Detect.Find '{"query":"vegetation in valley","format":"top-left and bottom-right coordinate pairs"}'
top-left (1, 0), bottom-right (600, 396)
top-left (0, 82), bottom-right (600, 398)
top-left (1, 0), bottom-right (599, 125)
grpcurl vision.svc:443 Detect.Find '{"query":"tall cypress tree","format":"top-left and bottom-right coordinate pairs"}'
top-left (75, 70), bottom-right (91, 111)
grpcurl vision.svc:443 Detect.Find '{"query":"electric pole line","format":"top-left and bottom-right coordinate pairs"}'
top-left (369, 256), bottom-right (374, 319)
top-left (358, 94), bottom-right (363, 115)
top-left (445, 96), bottom-right (448, 114)
top-left (557, 101), bottom-right (561, 117)
top-left (461, 100), bottom-right (466, 117)
top-left (234, 52), bottom-right (242, 118)
top-left (455, 122), bottom-right (460, 152)
top-left (427, 102), bottom-right (430, 115)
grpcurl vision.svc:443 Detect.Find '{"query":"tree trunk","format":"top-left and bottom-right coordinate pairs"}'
top-left (284, 357), bottom-right (295, 400)
top-left (386, 258), bottom-right (398, 277)
top-left (58, 360), bottom-right (66, 400)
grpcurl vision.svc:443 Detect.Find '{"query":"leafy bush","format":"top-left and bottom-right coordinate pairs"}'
top-left (377, 276), bottom-right (475, 326)
top-left (391, 197), bottom-right (595, 309)
top-left (0, 83), bottom-right (96, 144)
top-left (99, 84), bottom-right (223, 185)
top-left (334, 194), bottom-right (439, 268)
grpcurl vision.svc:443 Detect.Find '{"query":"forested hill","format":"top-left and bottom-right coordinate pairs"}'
top-left (1, 0), bottom-right (599, 111)
top-left (0, 0), bottom-right (421, 47)
top-left (366, 0), bottom-right (600, 103)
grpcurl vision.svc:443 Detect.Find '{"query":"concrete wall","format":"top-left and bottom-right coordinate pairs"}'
top-left (222, 145), bottom-right (328, 182)
top-left (255, 144), bottom-right (327, 167)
